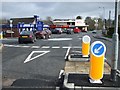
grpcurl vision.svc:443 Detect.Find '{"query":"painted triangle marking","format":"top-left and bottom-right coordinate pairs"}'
top-left (24, 51), bottom-right (50, 63)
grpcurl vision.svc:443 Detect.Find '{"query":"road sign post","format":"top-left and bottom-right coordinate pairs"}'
top-left (89, 41), bottom-right (106, 83)
top-left (111, 0), bottom-right (119, 82)
top-left (82, 35), bottom-right (91, 57)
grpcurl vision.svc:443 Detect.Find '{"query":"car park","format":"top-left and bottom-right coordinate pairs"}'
top-left (35, 28), bottom-right (52, 39)
top-left (18, 31), bottom-right (36, 43)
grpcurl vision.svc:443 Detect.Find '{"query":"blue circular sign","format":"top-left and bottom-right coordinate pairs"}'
top-left (91, 41), bottom-right (106, 57)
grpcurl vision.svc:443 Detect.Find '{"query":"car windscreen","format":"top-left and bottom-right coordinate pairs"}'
top-left (20, 31), bottom-right (32, 35)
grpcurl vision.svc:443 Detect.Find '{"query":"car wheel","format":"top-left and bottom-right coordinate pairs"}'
top-left (42, 35), bottom-right (46, 39)
top-left (31, 39), bottom-right (35, 43)
top-left (34, 37), bottom-right (37, 42)
top-left (48, 35), bottom-right (51, 38)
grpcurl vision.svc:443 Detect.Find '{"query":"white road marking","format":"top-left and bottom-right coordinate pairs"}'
top-left (22, 46), bottom-right (30, 48)
top-left (41, 46), bottom-right (50, 49)
top-left (4, 44), bottom-right (82, 49)
top-left (48, 38), bottom-right (72, 41)
top-left (64, 47), bottom-right (71, 59)
top-left (62, 46), bottom-right (71, 49)
top-left (72, 46), bottom-right (82, 48)
top-left (24, 51), bottom-right (50, 63)
top-left (31, 46), bottom-right (40, 48)
top-left (52, 46), bottom-right (60, 48)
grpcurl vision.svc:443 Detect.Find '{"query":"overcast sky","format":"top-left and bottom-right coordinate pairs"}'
top-left (1, 1), bottom-right (120, 20)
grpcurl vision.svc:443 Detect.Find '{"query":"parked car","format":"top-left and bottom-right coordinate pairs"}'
top-left (92, 30), bottom-right (97, 34)
top-left (73, 27), bottom-right (81, 33)
top-left (81, 28), bottom-right (87, 32)
top-left (66, 29), bottom-right (73, 34)
top-left (18, 31), bottom-right (36, 43)
top-left (51, 28), bottom-right (62, 34)
top-left (35, 28), bottom-right (52, 39)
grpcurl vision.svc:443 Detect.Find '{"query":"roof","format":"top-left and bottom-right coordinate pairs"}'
top-left (54, 19), bottom-right (75, 21)
top-left (10, 17), bottom-right (35, 25)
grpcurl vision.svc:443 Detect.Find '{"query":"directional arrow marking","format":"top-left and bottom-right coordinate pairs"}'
top-left (94, 45), bottom-right (103, 54)
top-left (24, 51), bottom-right (50, 63)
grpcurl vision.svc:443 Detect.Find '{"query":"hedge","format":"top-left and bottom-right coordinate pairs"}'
top-left (107, 27), bottom-right (120, 39)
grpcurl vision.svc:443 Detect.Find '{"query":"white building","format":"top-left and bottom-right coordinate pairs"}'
top-left (53, 18), bottom-right (89, 31)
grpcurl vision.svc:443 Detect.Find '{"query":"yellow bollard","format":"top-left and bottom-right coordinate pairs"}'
top-left (82, 35), bottom-right (91, 57)
top-left (0, 32), bottom-right (3, 39)
top-left (89, 41), bottom-right (106, 83)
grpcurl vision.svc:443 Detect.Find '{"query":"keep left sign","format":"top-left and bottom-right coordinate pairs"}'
top-left (91, 41), bottom-right (106, 57)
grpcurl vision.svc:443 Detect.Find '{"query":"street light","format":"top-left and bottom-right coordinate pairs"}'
top-left (10, 19), bottom-right (13, 37)
top-left (99, 7), bottom-right (106, 34)
top-left (111, 0), bottom-right (119, 82)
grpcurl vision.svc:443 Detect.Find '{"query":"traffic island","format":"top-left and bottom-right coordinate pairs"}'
top-left (67, 48), bottom-right (90, 62)
top-left (63, 73), bottom-right (120, 90)
top-left (62, 61), bottom-right (120, 90)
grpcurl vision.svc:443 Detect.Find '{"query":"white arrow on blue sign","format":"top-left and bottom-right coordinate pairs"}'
top-left (91, 41), bottom-right (106, 57)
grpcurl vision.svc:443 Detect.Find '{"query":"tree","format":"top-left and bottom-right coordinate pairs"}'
top-left (42, 16), bottom-right (54, 25)
top-left (85, 17), bottom-right (95, 30)
top-left (76, 16), bottom-right (82, 19)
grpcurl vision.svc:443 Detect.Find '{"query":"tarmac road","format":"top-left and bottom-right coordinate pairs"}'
top-left (2, 31), bottom-right (120, 89)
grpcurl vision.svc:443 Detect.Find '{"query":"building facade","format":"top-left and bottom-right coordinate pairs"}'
top-left (53, 18), bottom-right (88, 31)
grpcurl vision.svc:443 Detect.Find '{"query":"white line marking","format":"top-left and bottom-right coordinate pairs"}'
top-left (41, 46), bottom-right (50, 49)
top-left (48, 38), bottom-right (72, 41)
top-left (64, 47), bottom-right (71, 59)
top-left (62, 46), bottom-right (71, 49)
top-left (22, 46), bottom-right (30, 48)
top-left (52, 46), bottom-right (60, 48)
top-left (24, 51), bottom-right (50, 63)
top-left (56, 87), bottom-right (60, 90)
top-left (72, 46), bottom-right (82, 48)
top-left (31, 46), bottom-right (40, 48)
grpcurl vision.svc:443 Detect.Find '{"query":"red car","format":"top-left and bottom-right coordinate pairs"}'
top-left (35, 29), bottom-right (51, 39)
top-left (73, 27), bottom-right (81, 33)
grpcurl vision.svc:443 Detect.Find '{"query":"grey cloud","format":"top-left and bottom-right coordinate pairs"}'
top-left (1, 2), bottom-right (115, 19)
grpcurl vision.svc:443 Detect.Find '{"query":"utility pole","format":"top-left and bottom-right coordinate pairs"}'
top-left (109, 10), bottom-right (111, 28)
top-left (10, 19), bottom-right (13, 37)
top-left (99, 7), bottom-right (106, 34)
top-left (111, 0), bottom-right (119, 82)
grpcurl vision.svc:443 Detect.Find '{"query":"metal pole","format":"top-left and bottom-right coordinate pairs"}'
top-left (111, 0), bottom-right (119, 82)
top-left (109, 10), bottom-right (111, 28)
top-left (103, 7), bottom-right (106, 30)
top-left (10, 19), bottom-right (13, 37)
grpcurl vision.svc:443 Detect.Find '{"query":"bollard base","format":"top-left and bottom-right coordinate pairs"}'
top-left (82, 55), bottom-right (89, 58)
top-left (89, 79), bottom-right (102, 84)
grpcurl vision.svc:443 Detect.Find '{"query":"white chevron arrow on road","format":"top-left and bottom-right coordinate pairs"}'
top-left (24, 51), bottom-right (50, 63)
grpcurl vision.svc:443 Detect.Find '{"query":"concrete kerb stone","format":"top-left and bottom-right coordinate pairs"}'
top-left (93, 35), bottom-right (112, 42)
top-left (75, 86), bottom-right (120, 90)
top-left (63, 73), bottom-right (74, 89)
top-left (0, 44), bottom-right (3, 50)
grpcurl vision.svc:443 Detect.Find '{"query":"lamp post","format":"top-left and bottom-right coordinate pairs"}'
top-left (10, 19), bottom-right (13, 37)
top-left (99, 7), bottom-right (106, 34)
top-left (111, 0), bottom-right (119, 82)
top-left (94, 19), bottom-right (98, 30)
